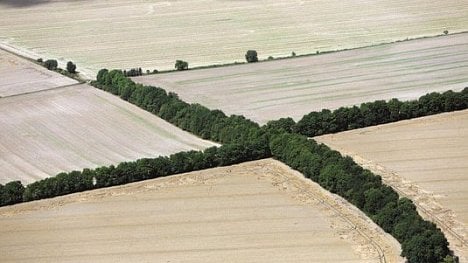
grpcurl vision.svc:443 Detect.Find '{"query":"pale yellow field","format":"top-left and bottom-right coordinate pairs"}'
top-left (316, 110), bottom-right (468, 261)
top-left (1, 0), bottom-right (467, 78)
top-left (0, 159), bottom-right (403, 263)
top-left (135, 33), bottom-right (468, 124)
top-left (0, 48), bottom-right (77, 97)
top-left (0, 84), bottom-right (217, 184)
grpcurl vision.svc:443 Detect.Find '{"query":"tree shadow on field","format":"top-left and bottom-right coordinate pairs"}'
top-left (0, 0), bottom-right (50, 7)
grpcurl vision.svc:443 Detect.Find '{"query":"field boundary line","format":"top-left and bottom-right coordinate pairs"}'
top-left (0, 83), bottom-right (83, 99)
top-left (145, 31), bottom-right (468, 76)
top-left (328, 148), bottom-right (467, 260)
top-left (262, 161), bottom-right (391, 263)
top-left (284, 179), bottom-right (387, 263)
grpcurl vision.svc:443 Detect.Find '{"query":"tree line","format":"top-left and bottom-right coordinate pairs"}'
top-left (94, 69), bottom-right (263, 144)
top-left (2, 139), bottom-right (270, 204)
top-left (269, 132), bottom-right (455, 263)
top-left (1, 69), bottom-right (463, 262)
top-left (272, 89), bottom-right (468, 137)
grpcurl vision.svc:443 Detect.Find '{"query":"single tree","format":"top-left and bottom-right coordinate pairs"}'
top-left (175, 60), bottom-right (188, 70)
top-left (245, 50), bottom-right (258, 63)
top-left (44, 59), bottom-right (58, 70)
top-left (67, 61), bottom-right (77, 74)
top-left (444, 30), bottom-right (449, 35)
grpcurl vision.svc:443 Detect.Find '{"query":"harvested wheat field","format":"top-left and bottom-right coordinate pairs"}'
top-left (0, 48), bottom-right (77, 97)
top-left (0, 84), bottom-right (216, 184)
top-left (135, 33), bottom-right (468, 124)
top-left (1, 0), bottom-right (467, 77)
top-left (0, 159), bottom-right (403, 263)
top-left (315, 110), bottom-right (468, 261)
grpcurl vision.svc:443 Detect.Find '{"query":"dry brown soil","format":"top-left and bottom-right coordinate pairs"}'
top-left (0, 159), bottom-right (403, 263)
top-left (316, 110), bottom-right (468, 261)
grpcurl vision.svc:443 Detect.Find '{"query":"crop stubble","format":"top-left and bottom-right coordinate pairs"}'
top-left (315, 110), bottom-right (468, 261)
top-left (0, 0), bottom-right (467, 77)
top-left (0, 84), bottom-right (217, 184)
top-left (0, 159), bottom-right (403, 263)
top-left (0, 48), bottom-right (77, 97)
top-left (135, 33), bottom-right (468, 124)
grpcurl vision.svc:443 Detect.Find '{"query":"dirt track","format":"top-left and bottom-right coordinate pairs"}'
top-left (135, 33), bottom-right (468, 124)
top-left (316, 110), bottom-right (468, 261)
top-left (0, 159), bottom-right (403, 263)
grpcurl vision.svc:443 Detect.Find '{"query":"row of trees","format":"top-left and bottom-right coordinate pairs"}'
top-left (2, 139), bottom-right (271, 204)
top-left (94, 69), bottom-right (263, 144)
top-left (280, 89), bottom-right (468, 137)
top-left (37, 58), bottom-right (77, 74)
top-left (123, 68), bottom-right (142, 77)
top-left (1, 69), bottom-right (461, 262)
top-left (269, 132), bottom-right (453, 263)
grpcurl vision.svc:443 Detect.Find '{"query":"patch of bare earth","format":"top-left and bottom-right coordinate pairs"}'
top-left (316, 110), bottom-right (468, 261)
top-left (135, 33), bottom-right (468, 124)
top-left (0, 84), bottom-right (217, 184)
top-left (0, 159), bottom-right (403, 263)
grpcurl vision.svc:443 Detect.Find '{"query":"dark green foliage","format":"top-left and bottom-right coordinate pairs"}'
top-left (3, 69), bottom-right (460, 262)
top-left (402, 230), bottom-right (449, 263)
top-left (265, 117), bottom-right (296, 133)
top-left (12, 69), bottom-right (272, 204)
top-left (175, 60), bottom-right (188, 70)
top-left (36, 58), bottom-right (43, 63)
top-left (245, 50), bottom-right (258, 63)
top-left (123, 68), bottom-right (142, 77)
top-left (20, 139), bottom-right (270, 203)
top-left (92, 69), bottom-right (260, 144)
top-left (44, 59), bottom-right (58, 70)
top-left (295, 90), bottom-right (468, 137)
top-left (269, 132), bottom-right (451, 263)
top-left (66, 61), bottom-right (76, 73)
top-left (0, 181), bottom-right (25, 206)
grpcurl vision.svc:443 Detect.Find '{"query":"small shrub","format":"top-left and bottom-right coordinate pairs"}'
top-left (245, 50), bottom-right (258, 63)
top-left (175, 60), bottom-right (188, 70)
top-left (44, 59), bottom-right (58, 70)
top-left (66, 61), bottom-right (76, 74)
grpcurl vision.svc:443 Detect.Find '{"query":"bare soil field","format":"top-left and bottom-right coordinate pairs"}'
top-left (135, 33), bottom-right (468, 124)
top-left (315, 110), bottom-right (468, 261)
top-left (0, 0), bottom-right (467, 78)
top-left (0, 159), bottom-right (403, 263)
top-left (0, 84), bottom-right (216, 184)
top-left (0, 48), bottom-right (77, 97)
